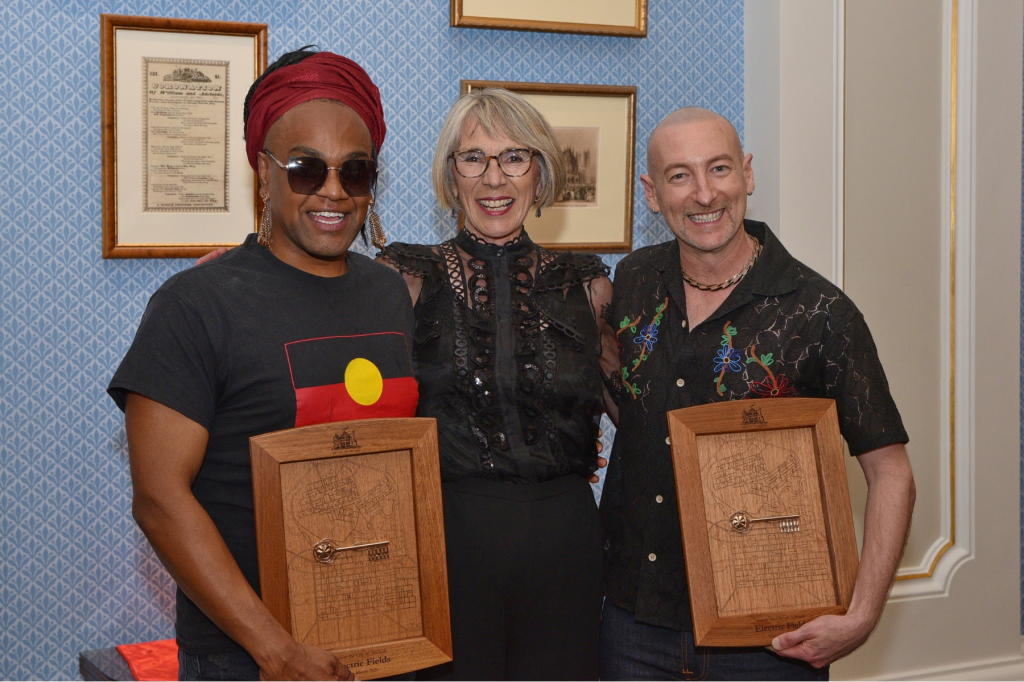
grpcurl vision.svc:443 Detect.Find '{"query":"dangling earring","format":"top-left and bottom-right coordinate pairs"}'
top-left (258, 194), bottom-right (272, 247)
top-left (451, 207), bottom-right (458, 219)
top-left (368, 194), bottom-right (387, 250)
top-left (536, 206), bottom-right (542, 218)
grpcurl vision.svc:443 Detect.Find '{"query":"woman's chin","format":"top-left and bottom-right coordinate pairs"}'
top-left (465, 216), bottom-right (527, 244)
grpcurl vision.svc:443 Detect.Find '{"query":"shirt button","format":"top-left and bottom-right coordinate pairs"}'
top-left (656, 495), bottom-right (664, 503)
top-left (665, 436), bottom-right (671, 445)
top-left (676, 378), bottom-right (685, 387)
top-left (681, 320), bottom-right (687, 329)
top-left (648, 553), bottom-right (657, 562)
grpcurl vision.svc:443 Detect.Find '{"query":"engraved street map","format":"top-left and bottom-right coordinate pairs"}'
top-left (280, 450), bottom-right (422, 650)
top-left (696, 428), bottom-right (835, 616)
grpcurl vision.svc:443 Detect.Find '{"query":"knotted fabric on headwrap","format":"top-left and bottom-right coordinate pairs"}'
top-left (245, 52), bottom-right (386, 171)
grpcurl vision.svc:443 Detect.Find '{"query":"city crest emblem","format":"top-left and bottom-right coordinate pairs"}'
top-left (741, 406), bottom-right (767, 427)
top-left (332, 429), bottom-right (359, 451)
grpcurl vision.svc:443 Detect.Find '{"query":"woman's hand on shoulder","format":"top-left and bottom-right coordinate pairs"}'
top-left (195, 247), bottom-right (229, 266)
top-left (587, 427), bottom-right (608, 484)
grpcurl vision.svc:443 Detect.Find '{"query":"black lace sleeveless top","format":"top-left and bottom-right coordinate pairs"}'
top-left (380, 230), bottom-right (610, 483)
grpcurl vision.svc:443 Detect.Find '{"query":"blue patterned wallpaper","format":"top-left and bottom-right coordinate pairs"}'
top-left (0, 0), bottom-right (744, 677)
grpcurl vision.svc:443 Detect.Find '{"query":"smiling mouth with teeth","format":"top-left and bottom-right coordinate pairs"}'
top-left (688, 209), bottom-right (725, 224)
top-left (478, 198), bottom-right (514, 209)
top-left (309, 211), bottom-right (348, 225)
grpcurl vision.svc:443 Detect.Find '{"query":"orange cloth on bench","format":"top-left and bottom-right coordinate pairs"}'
top-left (115, 639), bottom-right (179, 681)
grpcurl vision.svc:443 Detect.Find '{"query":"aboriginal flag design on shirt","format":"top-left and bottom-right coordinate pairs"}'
top-left (285, 332), bottom-right (419, 427)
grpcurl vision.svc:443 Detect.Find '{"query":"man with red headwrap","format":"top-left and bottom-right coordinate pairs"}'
top-left (108, 49), bottom-right (416, 681)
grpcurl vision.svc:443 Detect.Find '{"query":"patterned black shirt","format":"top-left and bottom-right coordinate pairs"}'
top-left (601, 220), bottom-right (909, 631)
top-left (380, 230), bottom-right (609, 483)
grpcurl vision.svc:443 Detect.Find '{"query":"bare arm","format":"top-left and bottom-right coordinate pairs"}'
top-left (585, 275), bottom-right (620, 427)
top-left (577, 275), bottom-right (615, 484)
top-left (771, 443), bottom-right (916, 668)
top-left (126, 393), bottom-right (352, 681)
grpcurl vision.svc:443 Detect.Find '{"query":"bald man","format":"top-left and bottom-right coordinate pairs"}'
top-left (599, 108), bottom-right (915, 680)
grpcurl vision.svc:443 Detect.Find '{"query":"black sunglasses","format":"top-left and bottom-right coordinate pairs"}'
top-left (263, 149), bottom-right (378, 197)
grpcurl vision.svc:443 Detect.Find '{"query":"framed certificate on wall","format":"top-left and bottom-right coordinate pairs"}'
top-left (100, 15), bottom-right (267, 258)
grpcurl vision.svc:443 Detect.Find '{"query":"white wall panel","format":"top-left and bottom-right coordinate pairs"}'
top-left (744, 0), bottom-right (1022, 677)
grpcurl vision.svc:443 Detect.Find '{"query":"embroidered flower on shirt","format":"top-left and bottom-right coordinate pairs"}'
top-left (618, 298), bottom-right (669, 399)
top-left (714, 346), bottom-right (742, 373)
top-left (749, 373), bottom-right (796, 398)
top-left (713, 321), bottom-right (740, 395)
top-left (633, 324), bottom-right (659, 352)
top-left (745, 345), bottom-right (797, 398)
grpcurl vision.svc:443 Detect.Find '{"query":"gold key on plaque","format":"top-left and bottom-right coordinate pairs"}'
top-left (729, 510), bottom-right (800, 534)
top-left (312, 539), bottom-right (390, 564)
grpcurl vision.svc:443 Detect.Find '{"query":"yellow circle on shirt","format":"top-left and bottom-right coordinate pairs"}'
top-left (345, 358), bottom-right (384, 406)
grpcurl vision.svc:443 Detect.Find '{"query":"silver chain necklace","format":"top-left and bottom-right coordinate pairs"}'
top-left (680, 238), bottom-right (762, 292)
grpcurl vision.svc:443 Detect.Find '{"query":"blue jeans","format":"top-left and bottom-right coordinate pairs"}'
top-left (177, 649), bottom-right (260, 681)
top-left (599, 601), bottom-right (829, 681)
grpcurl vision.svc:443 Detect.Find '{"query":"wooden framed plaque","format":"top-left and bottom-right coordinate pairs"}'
top-left (667, 398), bottom-right (859, 647)
top-left (250, 418), bottom-right (452, 679)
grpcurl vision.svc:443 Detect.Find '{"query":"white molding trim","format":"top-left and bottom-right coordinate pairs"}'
top-left (873, 651), bottom-right (1024, 681)
top-left (892, 535), bottom-right (954, 580)
top-left (887, 0), bottom-right (976, 602)
top-left (832, 0), bottom-right (845, 289)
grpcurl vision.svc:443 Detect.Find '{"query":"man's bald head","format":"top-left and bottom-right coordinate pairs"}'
top-left (647, 107), bottom-right (744, 173)
top-left (639, 106), bottom-right (754, 254)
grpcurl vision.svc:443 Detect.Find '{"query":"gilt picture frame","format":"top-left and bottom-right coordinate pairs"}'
top-left (460, 80), bottom-right (636, 253)
top-left (100, 14), bottom-right (267, 258)
top-left (451, 0), bottom-right (647, 37)
top-left (667, 398), bottom-right (860, 647)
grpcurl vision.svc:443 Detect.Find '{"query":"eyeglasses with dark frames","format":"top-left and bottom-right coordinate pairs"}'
top-left (450, 148), bottom-right (537, 178)
top-left (262, 149), bottom-right (378, 196)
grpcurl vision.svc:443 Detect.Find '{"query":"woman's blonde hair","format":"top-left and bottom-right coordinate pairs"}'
top-left (432, 88), bottom-right (566, 212)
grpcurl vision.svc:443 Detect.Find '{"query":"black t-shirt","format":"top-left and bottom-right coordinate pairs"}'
top-left (601, 221), bottom-right (909, 631)
top-left (108, 234), bottom-right (417, 655)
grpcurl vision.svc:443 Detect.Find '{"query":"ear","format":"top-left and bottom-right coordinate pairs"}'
top-left (257, 152), bottom-right (271, 198)
top-left (448, 157), bottom-right (460, 201)
top-left (743, 152), bottom-right (755, 195)
top-left (640, 174), bottom-right (661, 214)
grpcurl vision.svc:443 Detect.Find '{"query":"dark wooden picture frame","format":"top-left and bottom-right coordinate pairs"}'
top-left (667, 398), bottom-right (859, 647)
top-left (451, 0), bottom-right (647, 37)
top-left (250, 418), bottom-right (452, 679)
top-left (460, 80), bottom-right (636, 253)
top-left (100, 14), bottom-right (267, 258)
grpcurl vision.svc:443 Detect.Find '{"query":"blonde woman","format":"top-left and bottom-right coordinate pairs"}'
top-left (379, 88), bottom-right (619, 680)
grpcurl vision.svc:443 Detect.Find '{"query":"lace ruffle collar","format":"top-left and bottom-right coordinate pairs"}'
top-left (455, 228), bottom-right (533, 260)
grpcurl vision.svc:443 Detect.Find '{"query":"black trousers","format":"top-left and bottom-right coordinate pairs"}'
top-left (420, 475), bottom-right (603, 681)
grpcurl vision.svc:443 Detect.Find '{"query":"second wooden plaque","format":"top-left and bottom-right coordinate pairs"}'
top-left (668, 398), bottom-right (859, 647)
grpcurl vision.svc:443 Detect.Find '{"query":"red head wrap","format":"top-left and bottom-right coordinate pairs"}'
top-left (245, 52), bottom-right (386, 171)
